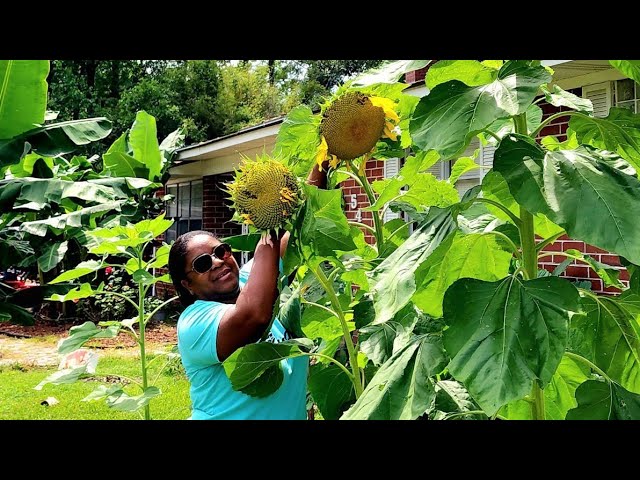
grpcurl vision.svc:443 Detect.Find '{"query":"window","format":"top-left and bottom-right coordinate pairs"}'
top-left (615, 78), bottom-right (640, 113)
top-left (165, 180), bottom-right (203, 244)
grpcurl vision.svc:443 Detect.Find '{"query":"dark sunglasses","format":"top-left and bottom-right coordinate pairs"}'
top-left (187, 243), bottom-right (232, 275)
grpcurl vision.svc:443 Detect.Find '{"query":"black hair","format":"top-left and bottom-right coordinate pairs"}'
top-left (168, 230), bottom-right (217, 307)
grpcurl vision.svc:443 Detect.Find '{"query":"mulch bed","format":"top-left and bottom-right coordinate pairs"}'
top-left (0, 316), bottom-right (177, 347)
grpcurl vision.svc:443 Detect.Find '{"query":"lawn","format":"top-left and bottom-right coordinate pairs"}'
top-left (0, 353), bottom-right (191, 420)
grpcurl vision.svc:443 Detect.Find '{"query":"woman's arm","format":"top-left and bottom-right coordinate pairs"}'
top-left (216, 232), bottom-right (282, 361)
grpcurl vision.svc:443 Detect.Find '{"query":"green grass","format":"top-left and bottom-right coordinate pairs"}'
top-left (0, 352), bottom-right (191, 420)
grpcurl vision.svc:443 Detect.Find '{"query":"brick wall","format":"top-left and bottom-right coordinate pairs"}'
top-left (341, 158), bottom-right (386, 244)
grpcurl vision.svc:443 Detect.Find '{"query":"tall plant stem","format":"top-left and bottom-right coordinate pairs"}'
top-left (313, 265), bottom-right (363, 398)
top-left (514, 112), bottom-right (546, 420)
top-left (137, 250), bottom-right (150, 420)
top-left (350, 158), bottom-right (384, 252)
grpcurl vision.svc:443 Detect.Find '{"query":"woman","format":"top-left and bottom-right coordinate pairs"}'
top-left (168, 162), bottom-right (328, 420)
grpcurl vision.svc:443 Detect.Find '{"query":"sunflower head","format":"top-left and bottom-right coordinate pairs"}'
top-left (225, 155), bottom-right (301, 231)
top-left (319, 92), bottom-right (386, 162)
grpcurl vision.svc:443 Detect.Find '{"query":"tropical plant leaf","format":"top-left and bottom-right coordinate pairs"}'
top-left (37, 241), bottom-right (68, 273)
top-left (278, 284), bottom-right (305, 339)
top-left (0, 301), bottom-right (34, 325)
top-left (222, 232), bottom-right (261, 252)
top-left (410, 60), bottom-right (551, 158)
top-left (341, 334), bottom-right (446, 420)
top-left (129, 111), bottom-right (162, 180)
top-left (430, 380), bottom-right (479, 419)
top-left (34, 366), bottom-right (87, 391)
top-left (308, 364), bottom-right (355, 420)
top-left (369, 207), bottom-right (457, 324)
top-left (0, 60), bottom-right (48, 139)
top-left (443, 275), bottom-right (580, 416)
top-left (102, 151), bottom-right (149, 179)
top-left (566, 380), bottom-right (640, 419)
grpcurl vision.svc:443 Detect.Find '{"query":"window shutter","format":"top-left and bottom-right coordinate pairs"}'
top-left (383, 158), bottom-right (401, 222)
top-left (583, 82), bottom-right (612, 118)
top-left (480, 144), bottom-right (496, 179)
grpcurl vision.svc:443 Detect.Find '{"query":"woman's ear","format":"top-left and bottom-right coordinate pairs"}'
top-left (181, 279), bottom-right (193, 295)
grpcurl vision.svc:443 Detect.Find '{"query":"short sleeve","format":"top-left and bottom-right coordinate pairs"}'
top-left (178, 302), bottom-right (232, 366)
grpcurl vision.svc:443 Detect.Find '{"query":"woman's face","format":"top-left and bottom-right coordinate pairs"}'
top-left (180, 234), bottom-right (240, 302)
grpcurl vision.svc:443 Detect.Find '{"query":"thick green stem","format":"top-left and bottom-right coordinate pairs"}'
top-left (351, 161), bottom-right (384, 252)
top-left (137, 250), bottom-right (150, 420)
top-left (514, 112), bottom-right (546, 421)
top-left (313, 265), bottom-right (363, 398)
top-left (473, 198), bottom-right (522, 227)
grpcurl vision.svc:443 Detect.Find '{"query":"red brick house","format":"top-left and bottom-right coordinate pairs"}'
top-left (159, 60), bottom-right (635, 297)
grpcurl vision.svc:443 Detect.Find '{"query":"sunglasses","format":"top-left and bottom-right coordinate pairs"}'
top-left (187, 243), bottom-right (232, 275)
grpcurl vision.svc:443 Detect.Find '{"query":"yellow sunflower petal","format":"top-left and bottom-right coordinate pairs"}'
top-left (383, 125), bottom-right (398, 141)
top-left (370, 96), bottom-right (400, 123)
top-left (329, 155), bottom-right (340, 169)
top-left (316, 136), bottom-right (329, 168)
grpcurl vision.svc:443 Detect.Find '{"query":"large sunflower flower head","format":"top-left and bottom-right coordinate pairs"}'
top-left (315, 90), bottom-right (401, 169)
top-left (224, 153), bottom-right (302, 232)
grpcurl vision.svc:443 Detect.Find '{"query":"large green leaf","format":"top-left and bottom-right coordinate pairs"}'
top-left (274, 105), bottom-right (321, 177)
top-left (370, 172), bottom-right (459, 212)
top-left (499, 354), bottom-right (590, 420)
top-left (410, 60), bottom-right (551, 158)
top-left (301, 303), bottom-right (347, 342)
top-left (495, 135), bottom-right (640, 264)
top-left (540, 84), bottom-right (593, 114)
top-left (570, 107), bottom-right (640, 171)
top-left (130, 111), bottom-right (162, 180)
top-left (481, 104), bottom-right (543, 145)
top-left (106, 387), bottom-right (161, 412)
top-left (412, 232), bottom-right (513, 318)
top-left (20, 201), bottom-right (123, 237)
top-left (359, 302), bottom-right (422, 366)
top-left (301, 185), bottom-right (357, 256)
top-left (223, 339), bottom-right (313, 397)
top-left (278, 284), bottom-right (305, 339)
top-left (443, 275), bottom-right (580, 416)
top-left (102, 151), bottom-right (149, 179)
top-left (34, 366), bottom-right (87, 391)
top-left (369, 207), bottom-right (457, 324)
top-left (48, 283), bottom-right (98, 303)
top-left (430, 380), bottom-right (479, 420)
top-left (350, 60), bottom-right (431, 87)
top-left (341, 334), bottom-right (446, 420)
top-left (570, 294), bottom-right (640, 393)
top-left (566, 380), bottom-right (640, 419)
top-left (0, 301), bottom-right (34, 325)
top-left (308, 364), bottom-right (355, 420)
top-left (57, 321), bottom-right (120, 355)
top-left (222, 233), bottom-right (261, 252)
top-left (37, 241), bottom-right (68, 273)
top-left (49, 260), bottom-right (103, 284)
top-left (426, 60), bottom-right (498, 90)
top-left (610, 60), bottom-right (640, 85)
top-left (481, 170), bottom-right (563, 239)
top-left (0, 118), bottom-right (113, 168)
top-left (0, 60), bottom-right (48, 139)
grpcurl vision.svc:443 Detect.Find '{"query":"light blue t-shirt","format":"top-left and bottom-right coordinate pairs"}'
top-left (177, 259), bottom-right (308, 420)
